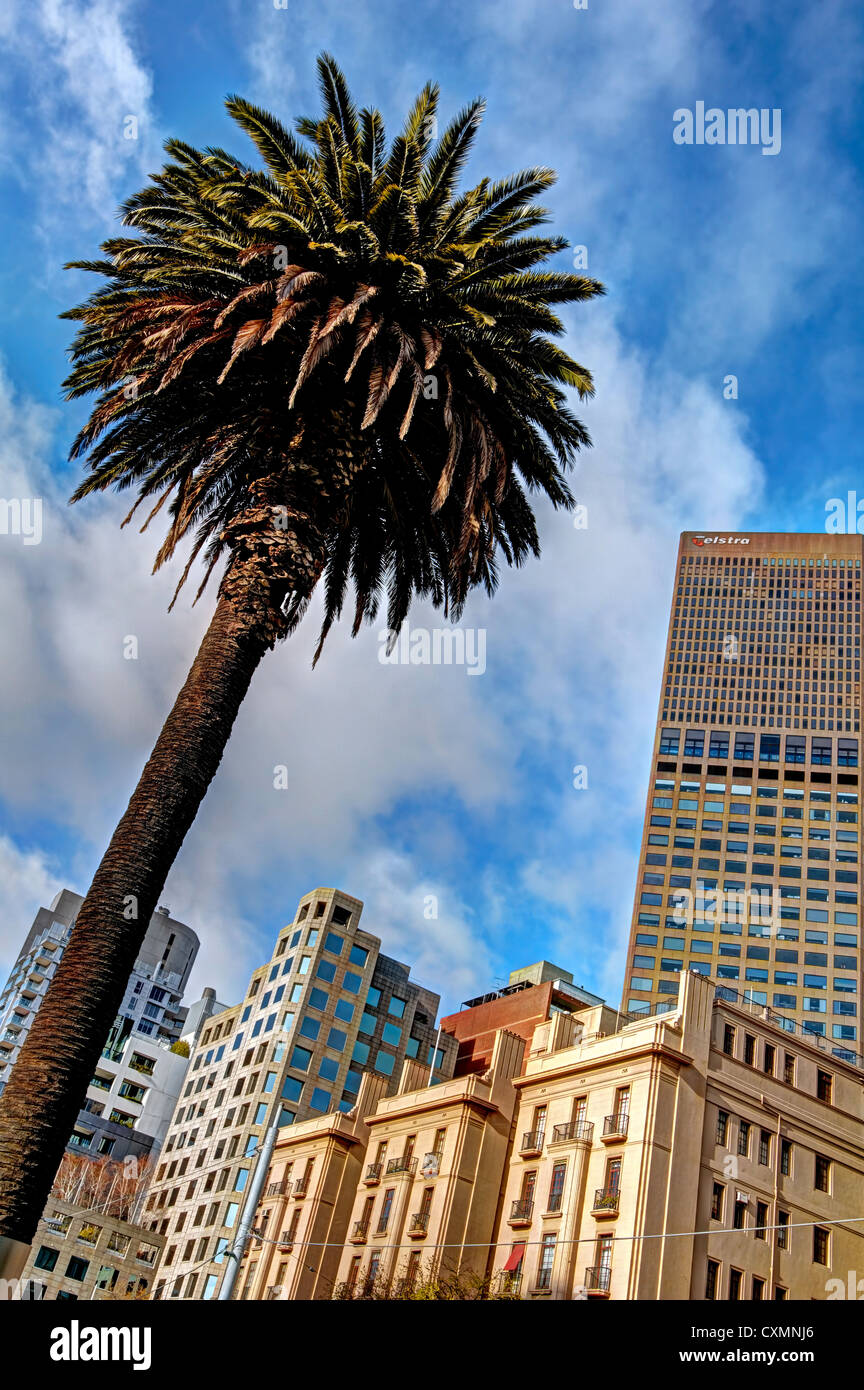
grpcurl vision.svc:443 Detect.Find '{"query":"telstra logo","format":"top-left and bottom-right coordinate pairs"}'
top-left (691, 535), bottom-right (750, 546)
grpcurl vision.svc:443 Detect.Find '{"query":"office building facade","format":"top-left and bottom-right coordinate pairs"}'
top-left (145, 887), bottom-right (456, 1300)
top-left (622, 532), bottom-right (861, 1059)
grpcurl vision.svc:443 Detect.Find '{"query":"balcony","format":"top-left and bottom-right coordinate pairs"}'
top-left (277, 1231), bottom-right (294, 1252)
top-left (592, 1187), bottom-right (620, 1218)
top-left (266, 1180), bottom-right (289, 1198)
top-left (350, 1220), bottom-right (370, 1244)
top-left (266, 1285), bottom-right (283, 1300)
top-left (508, 1199), bottom-right (534, 1228)
top-left (584, 1265), bottom-right (612, 1297)
top-left (602, 1113), bottom-right (629, 1143)
top-left (385, 1156), bottom-right (417, 1176)
top-left (551, 1120), bottom-right (594, 1146)
top-left (374, 1221), bottom-right (390, 1236)
top-left (293, 1178), bottom-right (310, 1198)
top-left (364, 1163), bottom-right (382, 1186)
top-left (409, 1212), bottom-right (430, 1238)
top-left (519, 1129), bottom-right (546, 1157)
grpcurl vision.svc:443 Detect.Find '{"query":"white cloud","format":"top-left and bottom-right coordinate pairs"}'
top-left (0, 0), bottom-right (159, 232)
top-left (0, 836), bottom-right (63, 978)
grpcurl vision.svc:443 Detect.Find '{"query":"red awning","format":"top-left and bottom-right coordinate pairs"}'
top-left (503, 1243), bottom-right (525, 1272)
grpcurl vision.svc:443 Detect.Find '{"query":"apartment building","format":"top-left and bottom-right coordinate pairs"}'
top-left (332, 1028), bottom-right (526, 1295)
top-left (0, 889), bottom-right (208, 1164)
top-left (238, 1071), bottom-right (390, 1301)
top-left (492, 969), bottom-right (864, 1300)
top-left (17, 1197), bottom-right (164, 1302)
top-left (145, 887), bottom-right (456, 1300)
top-left (622, 532), bottom-right (862, 1046)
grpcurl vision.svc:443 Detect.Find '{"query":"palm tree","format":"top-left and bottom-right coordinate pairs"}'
top-left (0, 54), bottom-right (603, 1250)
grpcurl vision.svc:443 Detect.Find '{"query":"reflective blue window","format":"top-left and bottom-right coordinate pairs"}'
top-left (375, 1050), bottom-right (395, 1076)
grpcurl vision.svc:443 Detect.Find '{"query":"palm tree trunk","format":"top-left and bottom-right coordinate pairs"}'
top-left (0, 584), bottom-right (277, 1246)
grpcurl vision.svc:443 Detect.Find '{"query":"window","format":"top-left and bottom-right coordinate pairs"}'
top-left (705, 1259), bottom-right (720, 1300)
top-left (324, 932), bottom-right (343, 956)
top-left (65, 1256), bottom-right (90, 1282)
top-left (377, 1188), bottom-right (395, 1233)
top-left (744, 1034), bottom-right (756, 1065)
top-left (783, 1053), bottom-right (795, 1086)
top-left (34, 1246), bottom-right (59, 1272)
top-left (535, 1233), bottom-right (556, 1291)
top-left (813, 1227), bottom-right (830, 1266)
top-left (728, 1268), bottom-right (743, 1301)
top-left (777, 1210), bottom-right (789, 1249)
top-left (547, 1163), bottom-right (566, 1214)
top-left (711, 1182), bottom-right (724, 1221)
top-left (723, 1025), bottom-right (735, 1056)
top-left (334, 999), bottom-right (354, 1024)
top-left (817, 1070), bottom-right (833, 1103)
top-left (758, 1130), bottom-right (771, 1166)
top-left (733, 1199), bottom-right (747, 1230)
top-left (780, 1139), bottom-right (792, 1176)
top-left (755, 1201), bottom-right (768, 1240)
top-left (815, 1154), bottom-right (831, 1192)
top-left (716, 1110), bottom-right (729, 1145)
top-left (752, 1276), bottom-right (765, 1301)
top-left (737, 1121), bottom-right (750, 1158)
top-left (763, 1044), bottom-right (775, 1076)
top-left (310, 1087), bottom-right (331, 1111)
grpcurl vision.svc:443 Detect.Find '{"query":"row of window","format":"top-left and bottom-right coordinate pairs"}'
top-left (660, 731), bottom-right (858, 765)
top-left (705, 1260), bottom-right (787, 1301)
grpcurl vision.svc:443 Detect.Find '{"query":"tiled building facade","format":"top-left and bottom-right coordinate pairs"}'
top-left (145, 888), bottom-right (455, 1300)
top-left (622, 533), bottom-right (862, 1048)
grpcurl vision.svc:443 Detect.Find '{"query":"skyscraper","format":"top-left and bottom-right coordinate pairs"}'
top-left (622, 531), bottom-right (861, 1062)
top-left (144, 887), bottom-right (456, 1300)
top-left (0, 889), bottom-right (214, 1162)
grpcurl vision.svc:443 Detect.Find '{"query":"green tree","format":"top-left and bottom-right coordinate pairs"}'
top-left (0, 54), bottom-right (603, 1247)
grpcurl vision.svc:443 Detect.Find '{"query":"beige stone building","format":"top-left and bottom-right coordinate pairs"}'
top-left (239, 1072), bottom-right (389, 1300)
top-left (246, 1029), bottom-right (526, 1297)
top-left (492, 969), bottom-right (864, 1300)
top-left (334, 1029), bottom-right (525, 1295)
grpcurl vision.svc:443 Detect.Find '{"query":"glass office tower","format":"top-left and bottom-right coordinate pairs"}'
top-left (622, 532), bottom-right (861, 1063)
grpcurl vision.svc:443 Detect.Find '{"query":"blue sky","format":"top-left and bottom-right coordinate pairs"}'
top-left (0, 0), bottom-right (862, 1016)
